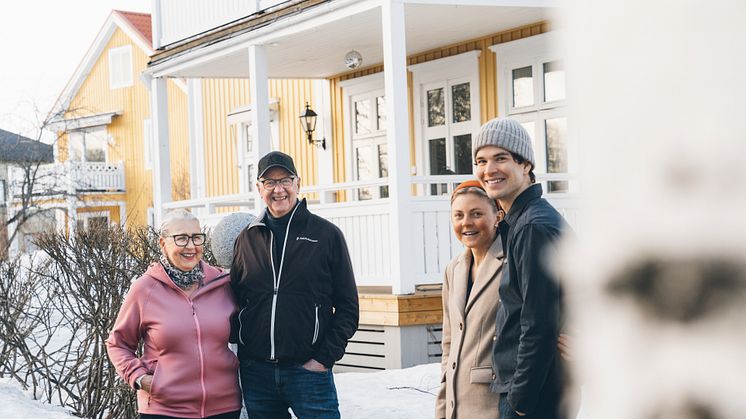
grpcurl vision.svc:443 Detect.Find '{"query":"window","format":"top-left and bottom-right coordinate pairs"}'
top-left (76, 211), bottom-right (110, 231)
top-left (109, 46), bottom-right (133, 89)
top-left (143, 119), bottom-right (153, 169)
top-left (350, 91), bottom-right (388, 200)
top-left (410, 51), bottom-right (481, 196)
top-left (492, 33), bottom-right (577, 193)
top-left (69, 127), bottom-right (109, 163)
top-left (0, 179), bottom-right (6, 204)
top-left (228, 103), bottom-right (280, 195)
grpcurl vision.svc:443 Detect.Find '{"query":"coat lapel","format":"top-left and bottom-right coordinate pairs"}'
top-left (465, 237), bottom-right (504, 314)
top-left (451, 249), bottom-right (471, 322)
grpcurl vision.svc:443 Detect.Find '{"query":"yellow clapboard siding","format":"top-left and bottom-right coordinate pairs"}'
top-left (199, 78), bottom-right (317, 201)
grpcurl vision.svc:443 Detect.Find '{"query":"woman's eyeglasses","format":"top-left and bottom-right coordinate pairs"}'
top-left (259, 176), bottom-right (296, 189)
top-left (170, 233), bottom-right (206, 247)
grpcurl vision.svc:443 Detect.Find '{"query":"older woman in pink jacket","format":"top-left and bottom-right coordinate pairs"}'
top-left (106, 210), bottom-right (241, 419)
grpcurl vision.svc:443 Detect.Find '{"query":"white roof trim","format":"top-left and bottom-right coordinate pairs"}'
top-left (227, 98), bottom-right (280, 125)
top-left (49, 11), bottom-right (155, 120)
top-left (48, 111), bottom-right (123, 132)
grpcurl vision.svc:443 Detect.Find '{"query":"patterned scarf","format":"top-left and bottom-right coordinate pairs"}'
top-left (159, 253), bottom-right (205, 290)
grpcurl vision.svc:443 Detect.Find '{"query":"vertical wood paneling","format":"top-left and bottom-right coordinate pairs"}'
top-left (66, 28), bottom-right (188, 228)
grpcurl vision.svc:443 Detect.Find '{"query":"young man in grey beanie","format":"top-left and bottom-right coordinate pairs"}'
top-left (473, 118), bottom-right (571, 419)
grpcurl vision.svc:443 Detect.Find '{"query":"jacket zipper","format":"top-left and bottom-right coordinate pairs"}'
top-left (268, 203), bottom-right (301, 361)
top-left (312, 304), bottom-right (320, 345)
top-left (191, 302), bottom-right (207, 418)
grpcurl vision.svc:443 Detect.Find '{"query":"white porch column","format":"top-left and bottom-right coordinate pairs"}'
top-left (187, 79), bottom-right (206, 214)
top-left (382, 0), bottom-right (414, 295)
top-left (151, 77), bottom-right (172, 226)
top-left (248, 45), bottom-right (271, 212)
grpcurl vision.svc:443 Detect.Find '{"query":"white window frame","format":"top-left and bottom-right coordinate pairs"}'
top-left (228, 101), bottom-right (280, 194)
top-left (143, 119), bottom-right (153, 170)
top-left (339, 73), bottom-right (390, 200)
top-left (68, 126), bottom-right (111, 163)
top-left (0, 179), bottom-right (6, 204)
top-left (409, 51), bottom-right (482, 180)
top-left (491, 32), bottom-right (578, 194)
top-left (76, 210), bottom-right (111, 230)
top-left (108, 45), bottom-right (133, 89)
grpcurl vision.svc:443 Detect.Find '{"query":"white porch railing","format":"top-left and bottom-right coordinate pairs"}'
top-left (8, 161), bottom-right (125, 197)
top-left (170, 174), bottom-right (581, 291)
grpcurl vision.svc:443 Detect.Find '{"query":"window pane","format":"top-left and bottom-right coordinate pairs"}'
top-left (378, 143), bottom-right (389, 198)
top-left (543, 61), bottom-right (566, 102)
top-left (355, 100), bottom-right (371, 135)
top-left (545, 117), bottom-right (568, 193)
top-left (427, 88), bottom-right (445, 127)
top-left (453, 134), bottom-right (472, 175)
top-left (247, 164), bottom-right (255, 192)
top-left (376, 96), bottom-right (386, 131)
top-left (521, 121), bottom-right (536, 149)
top-left (451, 83), bottom-right (471, 123)
top-left (356, 146), bottom-right (374, 200)
top-left (245, 125), bottom-right (254, 153)
top-left (428, 138), bottom-right (447, 195)
top-left (69, 132), bottom-right (84, 162)
top-left (512, 66), bottom-right (534, 108)
top-left (84, 130), bottom-right (107, 162)
top-left (89, 216), bottom-right (109, 230)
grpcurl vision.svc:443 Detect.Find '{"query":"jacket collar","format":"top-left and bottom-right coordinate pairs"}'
top-left (504, 183), bottom-right (543, 226)
top-left (451, 236), bottom-right (504, 319)
top-left (251, 198), bottom-right (309, 229)
top-left (145, 260), bottom-right (229, 294)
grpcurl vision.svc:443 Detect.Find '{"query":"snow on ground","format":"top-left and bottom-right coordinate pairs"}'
top-left (2, 363), bottom-right (582, 418)
top-left (0, 378), bottom-right (73, 418)
top-left (337, 363), bottom-right (441, 419)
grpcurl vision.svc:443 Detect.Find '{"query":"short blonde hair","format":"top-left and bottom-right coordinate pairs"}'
top-left (159, 210), bottom-right (200, 236)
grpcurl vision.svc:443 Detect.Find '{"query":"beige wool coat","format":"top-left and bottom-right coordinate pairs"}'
top-left (435, 237), bottom-right (504, 419)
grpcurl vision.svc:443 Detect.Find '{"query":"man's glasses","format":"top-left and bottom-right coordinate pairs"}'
top-left (260, 176), bottom-right (296, 189)
top-left (170, 233), bottom-right (206, 247)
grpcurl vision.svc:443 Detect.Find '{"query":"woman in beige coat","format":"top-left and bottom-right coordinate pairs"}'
top-left (436, 180), bottom-right (504, 419)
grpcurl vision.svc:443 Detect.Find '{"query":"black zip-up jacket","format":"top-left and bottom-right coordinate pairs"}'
top-left (491, 184), bottom-right (569, 415)
top-left (230, 199), bottom-right (359, 368)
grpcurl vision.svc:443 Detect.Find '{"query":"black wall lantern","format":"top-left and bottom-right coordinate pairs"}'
top-left (299, 102), bottom-right (326, 149)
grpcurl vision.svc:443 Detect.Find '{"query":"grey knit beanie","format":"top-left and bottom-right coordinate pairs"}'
top-left (472, 118), bottom-right (535, 166)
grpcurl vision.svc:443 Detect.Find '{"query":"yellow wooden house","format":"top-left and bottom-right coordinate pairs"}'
top-left (39, 10), bottom-right (190, 231)
top-left (142, 0), bottom-right (579, 371)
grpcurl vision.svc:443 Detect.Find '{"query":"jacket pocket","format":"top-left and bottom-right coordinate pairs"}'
top-left (237, 306), bottom-right (248, 346)
top-left (470, 366), bottom-right (494, 384)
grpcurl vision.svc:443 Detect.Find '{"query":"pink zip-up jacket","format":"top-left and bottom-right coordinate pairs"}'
top-left (106, 261), bottom-right (241, 418)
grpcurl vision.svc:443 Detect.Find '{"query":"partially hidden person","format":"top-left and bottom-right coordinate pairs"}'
top-left (230, 151), bottom-right (359, 419)
top-left (106, 209), bottom-right (241, 419)
top-left (436, 180), bottom-right (505, 419)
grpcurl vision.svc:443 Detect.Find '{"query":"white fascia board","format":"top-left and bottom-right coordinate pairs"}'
top-left (47, 111), bottom-right (123, 132)
top-left (147, 0), bottom-right (381, 78)
top-left (50, 11), bottom-right (155, 120)
top-left (226, 98), bottom-right (280, 125)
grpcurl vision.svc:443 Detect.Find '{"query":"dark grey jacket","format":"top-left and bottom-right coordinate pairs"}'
top-left (492, 184), bottom-right (569, 414)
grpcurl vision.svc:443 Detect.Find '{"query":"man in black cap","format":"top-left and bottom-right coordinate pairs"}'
top-left (230, 151), bottom-right (359, 419)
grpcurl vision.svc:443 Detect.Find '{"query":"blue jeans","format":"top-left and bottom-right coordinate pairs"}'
top-left (239, 359), bottom-right (340, 419)
top-left (498, 391), bottom-right (564, 419)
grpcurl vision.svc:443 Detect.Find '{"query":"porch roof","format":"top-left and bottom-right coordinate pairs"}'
top-left (147, 0), bottom-right (555, 79)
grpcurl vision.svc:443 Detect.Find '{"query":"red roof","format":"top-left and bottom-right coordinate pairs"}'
top-left (115, 10), bottom-right (152, 46)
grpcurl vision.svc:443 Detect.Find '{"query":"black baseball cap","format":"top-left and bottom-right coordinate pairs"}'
top-left (257, 151), bottom-right (298, 179)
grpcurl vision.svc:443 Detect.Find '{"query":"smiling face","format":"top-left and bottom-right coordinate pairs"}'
top-left (474, 145), bottom-right (532, 212)
top-left (257, 166), bottom-right (300, 218)
top-left (451, 192), bottom-right (499, 252)
top-left (159, 219), bottom-right (203, 272)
